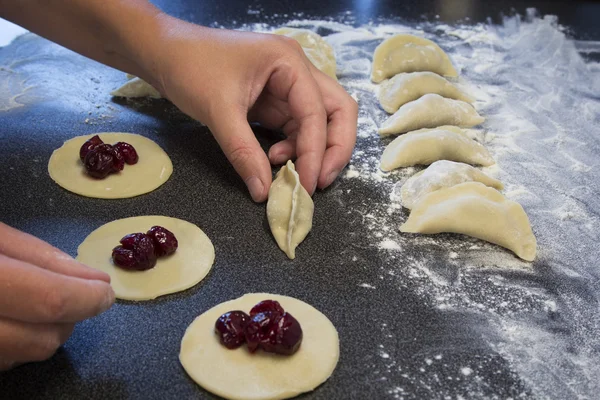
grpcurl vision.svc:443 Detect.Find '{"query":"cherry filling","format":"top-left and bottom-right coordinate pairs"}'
top-left (214, 300), bottom-right (303, 356)
top-left (79, 135), bottom-right (103, 161)
top-left (79, 135), bottom-right (138, 179)
top-left (214, 311), bottom-right (250, 349)
top-left (113, 142), bottom-right (139, 165)
top-left (146, 226), bottom-right (178, 257)
top-left (111, 226), bottom-right (178, 271)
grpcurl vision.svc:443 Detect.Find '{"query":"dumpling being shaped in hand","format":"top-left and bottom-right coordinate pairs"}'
top-left (378, 72), bottom-right (474, 114)
top-left (400, 182), bottom-right (537, 261)
top-left (273, 28), bottom-right (337, 80)
top-left (400, 160), bottom-right (504, 209)
top-left (380, 126), bottom-right (495, 171)
top-left (379, 94), bottom-right (485, 137)
top-left (111, 77), bottom-right (162, 99)
top-left (267, 160), bottom-right (314, 259)
top-left (371, 34), bottom-right (457, 83)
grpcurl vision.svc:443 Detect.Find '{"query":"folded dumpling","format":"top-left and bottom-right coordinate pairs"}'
top-left (371, 34), bottom-right (457, 83)
top-left (379, 94), bottom-right (485, 137)
top-left (274, 28), bottom-right (337, 80)
top-left (378, 72), bottom-right (474, 114)
top-left (400, 182), bottom-right (537, 261)
top-left (400, 160), bottom-right (504, 209)
top-left (111, 77), bottom-right (162, 99)
top-left (380, 126), bottom-right (495, 171)
top-left (267, 160), bottom-right (314, 259)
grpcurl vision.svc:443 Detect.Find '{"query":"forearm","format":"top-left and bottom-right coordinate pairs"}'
top-left (0, 0), bottom-right (167, 84)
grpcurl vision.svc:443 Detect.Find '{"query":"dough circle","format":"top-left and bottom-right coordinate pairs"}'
top-left (48, 132), bottom-right (173, 199)
top-left (76, 216), bottom-right (215, 300)
top-left (180, 293), bottom-right (340, 400)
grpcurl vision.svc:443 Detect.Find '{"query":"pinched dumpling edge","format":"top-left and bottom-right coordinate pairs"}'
top-left (400, 160), bottom-right (504, 209)
top-left (266, 160), bottom-right (314, 259)
top-left (378, 94), bottom-right (485, 137)
top-left (380, 126), bottom-right (495, 171)
top-left (400, 182), bottom-right (537, 261)
top-left (371, 34), bottom-right (457, 83)
top-left (378, 72), bottom-right (474, 114)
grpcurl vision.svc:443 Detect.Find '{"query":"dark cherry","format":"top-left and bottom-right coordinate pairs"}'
top-left (83, 144), bottom-right (117, 179)
top-left (244, 311), bottom-right (281, 354)
top-left (111, 147), bottom-right (125, 173)
top-left (79, 135), bottom-right (104, 162)
top-left (244, 310), bottom-right (303, 356)
top-left (114, 142), bottom-right (139, 165)
top-left (112, 232), bottom-right (157, 271)
top-left (146, 226), bottom-right (178, 257)
top-left (214, 311), bottom-right (250, 349)
top-left (249, 300), bottom-right (284, 316)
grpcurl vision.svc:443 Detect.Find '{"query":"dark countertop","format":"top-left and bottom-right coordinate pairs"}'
top-left (1, 1), bottom-right (600, 399)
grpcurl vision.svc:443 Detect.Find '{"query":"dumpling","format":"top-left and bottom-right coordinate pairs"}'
top-left (274, 28), bottom-right (337, 80)
top-left (111, 77), bottom-right (162, 99)
top-left (371, 34), bottom-right (457, 83)
top-left (378, 72), bottom-right (473, 114)
top-left (267, 160), bottom-right (314, 259)
top-left (379, 94), bottom-right (484, 137)
top-left (381, 126), bottom-right (495, 171)
top-left (400, 182), bottom-right (537, 261)
top-left (400, 160), bottom-right (504, 209)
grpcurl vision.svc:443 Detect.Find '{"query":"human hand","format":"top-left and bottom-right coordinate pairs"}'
top-left (143, 18), bottom-right (358, 202)
top-left (0, 223), bottom-right (114, 371)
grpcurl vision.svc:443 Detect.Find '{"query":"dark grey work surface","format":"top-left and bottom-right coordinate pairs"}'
top-left (0, 1), bottom-right (599, 399)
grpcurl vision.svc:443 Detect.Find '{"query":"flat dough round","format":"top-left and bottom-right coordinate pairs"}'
top-left (48, 132), bottom-right (173, 199)
top-left (180, 293), bottom-right (340, 400)
top-left (76, 216), bottom-right (214, 300)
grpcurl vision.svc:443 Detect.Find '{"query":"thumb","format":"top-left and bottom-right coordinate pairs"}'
top-left (209, 112), bottom-right (272, 202)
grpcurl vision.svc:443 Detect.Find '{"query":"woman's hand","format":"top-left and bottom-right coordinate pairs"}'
top-left (0, 223), bottom-right (115, 371)
top-left (145, 20), bottom-right (358, 201)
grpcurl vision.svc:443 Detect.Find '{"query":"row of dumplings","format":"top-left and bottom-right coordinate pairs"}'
top-left (371, 34), bottom-right (537, 261)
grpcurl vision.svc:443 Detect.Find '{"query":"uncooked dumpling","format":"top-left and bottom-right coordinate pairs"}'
top-left (400, 182), bottom-right (537, 261)
top-left (111, 77), bottom-right (162, 99)
top-left (371, 34), bottom-right (457, 83)
top-left (267, 160), bottom-right (314, 259)
top-left (401, 160), bottom-right (504, 209)
top-left (381, 126), bottom-right (495, 171)
top-left (274, 28), bottom-right (337, 80)
top-left (379, 94), bottom-right (485, 137)
top-left (378, 72), bottom-right (473, 114)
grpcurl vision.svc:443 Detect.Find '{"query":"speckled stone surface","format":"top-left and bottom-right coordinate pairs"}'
top-left (0, 1), bottom-right (599, 399)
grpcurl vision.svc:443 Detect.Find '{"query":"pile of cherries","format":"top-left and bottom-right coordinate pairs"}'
top-left (112, 226), bottom-right (178, 271)
top-left (215, 300), bottom-right (303, 356)
top-left (79, 135), bottom-right (139, 179)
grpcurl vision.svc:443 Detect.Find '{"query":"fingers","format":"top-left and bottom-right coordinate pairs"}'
top-left (268, 137), bottom-right (296, 165)
top-left (0, 223), bottom-right (111, 283)
top-left (0, 318), bottom-right (74, 364)
top-left (0, 254), bottom-right (114, 324)
top-left (209, 111), bottom-right (272, 202)
top-left (266, 62), bottom-right (327, 195)
top-left (312, 73), bottom-right (358, 189)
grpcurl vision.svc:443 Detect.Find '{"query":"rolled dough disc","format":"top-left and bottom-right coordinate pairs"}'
top-left (48, 132), bottom-right (172, 199)
top-left (76, 216), bottom-right (214, 300)
top-left (180, 293), bottom-right (340, 400)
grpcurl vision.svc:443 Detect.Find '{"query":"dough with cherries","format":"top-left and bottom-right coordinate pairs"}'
top-left (48, 132), bottom-right (172, 199)
top-left (77, 216), bottom-right (214, 300)
top-left (180, 293), bottom-right (339, 400)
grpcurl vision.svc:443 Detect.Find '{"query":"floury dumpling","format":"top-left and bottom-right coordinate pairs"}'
top-left (371, 34), bottom-right (457, 83)
top-left (400, 182), bottom-right (537, 261)
top-left (266, 160), bottom-right (314, 259)
top-left (378, 94), bottom-right (485, 137)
